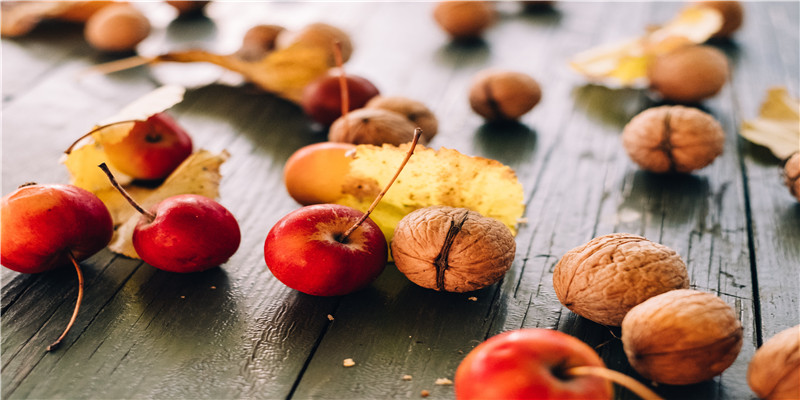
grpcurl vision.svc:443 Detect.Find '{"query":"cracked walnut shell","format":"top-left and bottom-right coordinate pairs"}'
top-left (391, 206), bottom-right (515, 292)
top-left (622, 105), bottom-right (725, 173)
top-left (747, 324), bottom-right (800, 400)
top-left (553, 233), bottom-right (689, 326)
top-left (621, 289), bottom-right (743, 385)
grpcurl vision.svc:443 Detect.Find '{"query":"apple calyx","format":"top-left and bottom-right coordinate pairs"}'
top-left (46, 250), bottom-right (84, 352)
top-left (566, 366), bottom-right (663, 400)
top-left (340, 127), bottom-right (422, 241)
top-left (98, 162), bottom-right (156, 222)
top-left (64, 119), bottom-right (142, 155)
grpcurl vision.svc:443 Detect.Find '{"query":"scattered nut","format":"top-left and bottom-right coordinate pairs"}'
top-left (236, 24), bottom-right (285, 62)
top-left (747, 324), bottom-right (800, 400)
top-left (553, 233), bottom-right (689, 326)
top-left (648, 45), bottom-right (729, 103)
top-left (469, 70), bottom-right (542, 121)
top-left (696, 1), bottom-right (744, 38)
top-left (365, 96), bottom-right (439, 141)
top-left (433, 1), bottom-right (495, 40)
top-left (84, 4), bottom-right (151, 52)
top-left (621, 289), bottom-right (743, 385)
top-left (392, 206), bottom-right (516, 293)
top-left (622, 105), bottom-right (725, 173)
top-left (784, 152), bottom-right (800, 202)
top-left (343, 358), bottom-right (356, 367)
top-left (435, 377), bottom-right (453, 385)
top-left (276, 22), bottom-right (352, 66)
top-left (328, 108), bottom-right (420, 146)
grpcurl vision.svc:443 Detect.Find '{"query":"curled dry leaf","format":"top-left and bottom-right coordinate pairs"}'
top-left (333, 144), bottom-right (525, 243)
top-left (569, 4), bottom-right (723, 88)
top-left (740, 87), bottom-right (800, 160)
top-left (93, 42), bottom-right (331, 104)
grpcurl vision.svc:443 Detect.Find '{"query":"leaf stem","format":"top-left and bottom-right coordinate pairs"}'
top-left (98, 162), bottom-right (157, 222)
top-left (46, 251), bottom-right (84, 352)
top-left (565, 366), bottom-right (663, 400)
top-left (341, 128), bottom-right (422, 240)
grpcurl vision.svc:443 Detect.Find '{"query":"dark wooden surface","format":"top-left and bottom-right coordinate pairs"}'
top-left (2, 2), bottom-right (799, 399)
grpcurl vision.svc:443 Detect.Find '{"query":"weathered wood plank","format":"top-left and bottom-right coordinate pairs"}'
top-left (2, 2), bottom-right (797, 400)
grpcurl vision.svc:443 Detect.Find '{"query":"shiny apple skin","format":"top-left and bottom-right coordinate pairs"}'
top-left (264, 204), bottom-right (388, 296)
top-left (283, 142), bottom-right (355, 205)
top-left (301, 75), bottom-right (380, 126)
top-left (455, 328), bottom-right (613, 400)
top-left (1, 184), bottom-right (113, 274)
top-left (103, 112), bottom-right (193, 180)
top-left (133, 194), bottom-right (241, 273)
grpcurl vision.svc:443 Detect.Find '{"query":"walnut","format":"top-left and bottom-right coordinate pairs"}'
top-left (328, 108), bottom-right (420, 146)
top-left (552, 233), bottom-right (689, 326)
top-left (784, 152), bottom-right (800, 202)
top-left (622, 105), bottom-right (725, 173)
top-left (391, 206), bottom-right (515, 293)
top-left (621, 289), bottom-right (743, 385)
top-left (276, 22), bottom-right (352, 66)
top-left (747, 324), bottom-right (800, 400)
top-left (647, 45), bottom-right (729, 103)
top-left (365, 96), bottom-right (439, 142)
top-left (469, 70), bottom-right (542, 121)
top-left (235, 24), bottom-right (285, 62)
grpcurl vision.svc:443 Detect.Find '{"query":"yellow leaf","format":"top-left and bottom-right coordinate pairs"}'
top-left (108, 150), bottom-right (230, 258)
top-left (333, 144), bottom-right (525, 243)
top-left (741, 87), bottom-right (800, 160)
top-left (569, 5), bottom-right (723, 88)
top-left (149, 42), bottom-right (331, 103)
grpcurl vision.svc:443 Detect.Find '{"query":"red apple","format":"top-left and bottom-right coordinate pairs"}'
top-left (264, 204), bottom-right (387, 296)
top-left (301, 74), bottom-right (380, 126)
top-left (132, 194), bottom-right (241, 273)
top-left (1, 184), bottom-right (113, 274)
top-left (455, 328), bottom-right (612, 400)
top-left (103, 112), bottom-right (193, 180)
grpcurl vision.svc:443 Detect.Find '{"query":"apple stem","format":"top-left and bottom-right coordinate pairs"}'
top-left (565, 366), bottom-right (663, 400)
top-left (340, 128), bottom-right (422, 241)
top-left (46, 251), bottom-right (84, 352)
top-left (98, 162), bottom-right (157, 222)
top-left (333, 41), bottom-right (349, 119)
top-left (64, 120), bottom-right (143, 155)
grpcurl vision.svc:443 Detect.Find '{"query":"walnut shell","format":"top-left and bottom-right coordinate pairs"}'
top-left (648, 45), bottom-right (729, 103)
top-left (747, 324), bottom-right (800, 400)
top-left (392, 206), bottom-right (515, 293)
top-left (696, 1), bottom-right (744, 38)
top-left (621, 289), bottom-right (743, 385)
top-left (784, 152), bottom-right (800, 202)
top-left (433, 1), bottom-right (495, 40)
top-left (622, 105), bottom-right (725, 173)
top-left (365, 96), bottom-right (439, 142)
top-left (328, 108), bottom-right (421, 146)
top-left (553, 233), bottom-right (689, 326)
top-left (469, 70), bottom-right (541, 121)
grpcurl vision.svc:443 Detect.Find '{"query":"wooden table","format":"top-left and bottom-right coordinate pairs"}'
top-left (2, 2), bottom-right (798, 399)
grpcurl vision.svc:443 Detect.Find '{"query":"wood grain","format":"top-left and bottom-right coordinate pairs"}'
top-left (2, 2), bottom-right (798, 399)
